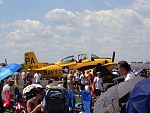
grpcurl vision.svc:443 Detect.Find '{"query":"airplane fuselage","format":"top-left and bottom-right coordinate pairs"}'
top-left (24, 51), bottom-right (115, 79)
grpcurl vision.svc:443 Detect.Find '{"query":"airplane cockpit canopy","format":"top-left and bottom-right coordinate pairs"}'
top-left (78, 54), bottom-right (87, 60)
top-left (91, 54), bottom-right (100, 59)
top-left (61, 55), bottom-right (76, 63)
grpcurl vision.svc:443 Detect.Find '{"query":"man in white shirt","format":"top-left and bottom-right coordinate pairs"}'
top-left (34, 71), bottom-right (42, 84)
top-left (117, 61), bottom-right (135, 81)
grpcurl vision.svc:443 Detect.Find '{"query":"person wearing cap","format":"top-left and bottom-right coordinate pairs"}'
top-left (1, 78), bottom-right (15, 100)
top-left (26, 69), bottom-right (32, 79)
top-left (46, 79), bottom-right (54, 88)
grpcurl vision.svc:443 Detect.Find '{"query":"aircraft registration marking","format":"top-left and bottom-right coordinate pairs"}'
top-left (29, 65), bottom-right (38, 69)
top-left (25, 57), bottom-right (35, 65)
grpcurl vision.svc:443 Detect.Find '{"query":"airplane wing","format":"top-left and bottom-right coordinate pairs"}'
top-left (134, 64), bottom-right (150, 75)
top-left (96, 63), bottom-right (118, 83)
top-left (112, 76), bottom-right (125, 84)
top-left (103, 63), bottom-right (116, 66)
top-left (96, 64), bottom-right (112, 75)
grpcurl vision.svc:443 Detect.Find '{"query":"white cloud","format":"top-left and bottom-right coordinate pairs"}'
top-left (131, 0), bottom-right (150, 10)
top-left (2, 19), bottom-right (47, 32)
top-left (1, 8), bottom-right (150, 64)
top-left (44, 9), bottom-right (75, 23)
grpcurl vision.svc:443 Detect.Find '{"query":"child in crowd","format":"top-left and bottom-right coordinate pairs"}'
top-left (46, 79), bottom-right (54, 88)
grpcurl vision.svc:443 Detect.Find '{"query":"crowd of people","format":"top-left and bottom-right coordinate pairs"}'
top-left (1, 60), bottom-right (150, 113)
top-left (0, 68), bottom-right (44, 113)
top-left (60, 68), bottom-right (104, 101)
top-left (0, 66), bottom-right (105, 112)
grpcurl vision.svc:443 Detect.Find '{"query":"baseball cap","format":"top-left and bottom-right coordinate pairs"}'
top-left (7, 78), bottom-right (15, 82)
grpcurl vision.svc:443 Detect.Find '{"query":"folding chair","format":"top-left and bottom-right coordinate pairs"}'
top-left (75, 90), bottom-right (92, 113)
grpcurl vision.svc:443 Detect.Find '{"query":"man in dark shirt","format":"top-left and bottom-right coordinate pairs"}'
top-left (61, 70), bottom-right (68, 89)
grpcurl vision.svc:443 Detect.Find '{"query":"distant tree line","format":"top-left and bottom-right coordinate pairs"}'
top-left (131, 61), bottom-right (150, 64)
top-left (131, 62), bottom-right (143, 63)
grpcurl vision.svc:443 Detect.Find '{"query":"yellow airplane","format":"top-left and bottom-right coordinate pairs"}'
top-left (24, 51), bottom-right (116, 81)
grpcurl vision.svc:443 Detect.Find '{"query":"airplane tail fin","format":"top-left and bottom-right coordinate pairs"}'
top-left (24, 51), bottom-right (43, 72)
top-left (112, 51), bottom-right (115, 62)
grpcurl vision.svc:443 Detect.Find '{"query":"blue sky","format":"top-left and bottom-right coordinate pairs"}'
top-left (0, 0), bottom-right (150, 64)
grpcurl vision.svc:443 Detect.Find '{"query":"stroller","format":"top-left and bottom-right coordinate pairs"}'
top-left (43, 86), bottom-right (70, 113)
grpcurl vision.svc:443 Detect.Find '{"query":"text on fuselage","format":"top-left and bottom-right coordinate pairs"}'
top-left (44, 69), bottom-right (58, 75)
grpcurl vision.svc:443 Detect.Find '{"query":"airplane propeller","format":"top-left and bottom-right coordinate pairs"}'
top-left (5, 58), bottom-right (7, 66)
top-left (0, 58), bottom-right (8, 68)
top-left (112, 51), bottom-right (115, 62)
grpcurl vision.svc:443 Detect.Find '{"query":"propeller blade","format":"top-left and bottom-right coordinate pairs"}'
top-left (112, 51), bottom-right (115, 62)
top-left (5, 58), bottom-right (7, 65)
